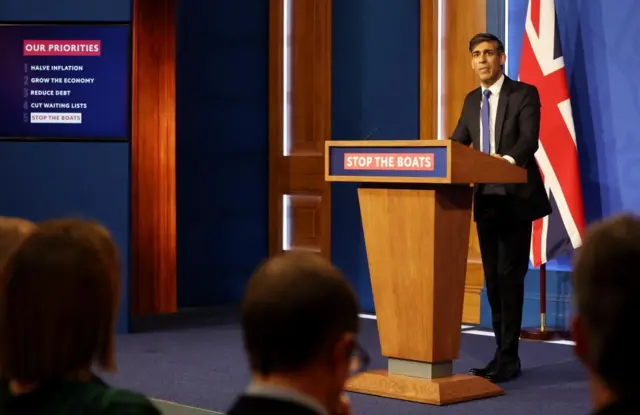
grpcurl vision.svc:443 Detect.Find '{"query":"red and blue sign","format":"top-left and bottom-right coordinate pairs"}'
top-left (329, 145), bottom-right (448, 178)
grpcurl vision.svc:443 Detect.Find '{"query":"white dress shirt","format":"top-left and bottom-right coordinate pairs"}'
top-left (479, 74), bottom-right (515, 164)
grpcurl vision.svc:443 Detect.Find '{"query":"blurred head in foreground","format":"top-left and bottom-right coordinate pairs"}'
top-left (0, 218), bottom-right (120, 383)
top-left (572, 214), bottom-right (640, 409)
top-left (0, 217), bottom-right (36, 271)
top-left (241, 251), bottom-right (363, 413)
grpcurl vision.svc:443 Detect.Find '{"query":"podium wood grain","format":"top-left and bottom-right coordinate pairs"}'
top-left (350, 185), bottom-right (503, 404)
top-left (346, 371), bottom-right (502, 405)
top-left (324, 140), bottom-right (525, 405)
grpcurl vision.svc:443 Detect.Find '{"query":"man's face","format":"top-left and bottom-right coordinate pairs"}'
top-left (471, 41), bottom-right (506, 85)
top-left (571, 315), bottom-right (591, 370)
top-left (318, 332), bottom-right (356, 410)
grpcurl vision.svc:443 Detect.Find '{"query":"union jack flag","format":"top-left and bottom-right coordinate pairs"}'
top-left (518, 0), bottom-right (585, 266)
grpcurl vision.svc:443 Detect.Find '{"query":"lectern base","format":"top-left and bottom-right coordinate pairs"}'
top-left (345, 370), bottom-right (503, 406)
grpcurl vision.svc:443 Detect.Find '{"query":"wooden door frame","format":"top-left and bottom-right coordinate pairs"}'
top-left (420, 0), bottom-right (486, 323)
top-left (268, 0), bottom-right (332, 257)
top-left (268, 0), bottom-right (285, 255)
top-left (130, 0), bottom-right (177, 316)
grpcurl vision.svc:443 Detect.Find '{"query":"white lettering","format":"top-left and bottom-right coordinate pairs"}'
top-left (48, 44), bottom-right (99, 53)
top-left (29, 65), bottom-right (83, 71)
top-left (396, 156), bottom-right (432, 169)
top-left (63, 78), bottom-right (94, 84)
top-left (43, 103), bottom-right (70, 109)
top-left (52, 65), bottom-right (83, 71)
top-left (25, 44), bottom-right (46, 52)
top-left (345, 156), bottom-right (372, 168)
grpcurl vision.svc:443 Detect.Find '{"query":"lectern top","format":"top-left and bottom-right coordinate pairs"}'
top-left (325, 139), bottom-right (527, 185)
top-left (329, 140), bottom-right (451, 148)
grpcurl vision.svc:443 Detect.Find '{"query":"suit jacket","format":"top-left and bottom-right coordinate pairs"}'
top-left (450, 75), bottom-right (551, 222)
top-left (227, 395), bottom-right (322, 415)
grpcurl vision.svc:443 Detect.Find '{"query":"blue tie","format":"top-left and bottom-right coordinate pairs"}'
top-left (481, 89), bottom-right (492, 154)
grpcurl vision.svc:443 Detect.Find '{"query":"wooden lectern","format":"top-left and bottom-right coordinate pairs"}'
top-left (324, 140), bottom-right (527, 405)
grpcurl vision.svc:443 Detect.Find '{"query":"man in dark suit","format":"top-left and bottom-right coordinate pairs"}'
top-left (227, 251), bottom-right (367, 415)
top-left (450, 33), bottom-right (551, 383)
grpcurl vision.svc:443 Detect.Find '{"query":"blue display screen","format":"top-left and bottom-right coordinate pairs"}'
top-left (0, 24), bottom-right (130, 140)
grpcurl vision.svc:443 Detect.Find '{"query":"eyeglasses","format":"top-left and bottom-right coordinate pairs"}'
top-left (349, 341), bottom-right (370, 376)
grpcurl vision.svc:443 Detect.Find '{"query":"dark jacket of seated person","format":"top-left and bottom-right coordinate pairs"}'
top-left (0, 376), bottom-right (157, 414)
top-left (0, 219), bottom-right (160, 415)
top-left (229, 395), bottom-right (323, 415)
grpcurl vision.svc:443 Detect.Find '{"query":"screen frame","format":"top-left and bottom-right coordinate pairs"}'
top-left (0, 21), bottom-right (132, 142)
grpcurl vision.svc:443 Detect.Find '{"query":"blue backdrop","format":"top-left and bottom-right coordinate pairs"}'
top-left (0, 0), bottom-right (130, 22)
top-left (0, 0), bottom-right (131, 332)
top-left (0, 142), bottom-right (130, 329)
top-left (332, 0), bottom-right (420, 312)
top-left (176, 0), bottom-right (269, 307)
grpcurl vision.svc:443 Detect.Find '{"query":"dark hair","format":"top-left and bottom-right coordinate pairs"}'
top-left (572, 214), bottom-right (640, 398)
top-left (241, 252), bottom-right (359, 375)
top-left (0, 219), bottom-right (120, 382)
top-left (469, 32), bottom-right (505, 54)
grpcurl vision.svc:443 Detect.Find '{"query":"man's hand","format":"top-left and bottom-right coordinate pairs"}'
top-left (492, 154), bottom-right (515, 163)
top-left (334, 393), bottom-right (353, 415)
top-left (493, 154), bottom-right (516, 164)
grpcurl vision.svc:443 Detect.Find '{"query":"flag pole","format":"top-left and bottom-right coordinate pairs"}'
top-left (539, 263), bottom-right (547, 331)
top-left (520, 263), bottom-right (571, 341)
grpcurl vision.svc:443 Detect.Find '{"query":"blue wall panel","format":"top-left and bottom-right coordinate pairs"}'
top-left (0, 142), bottom-right (130, 332)
top-left (486, 0), bottom-right (506, 41)
top-left (332, 0), bottom-right (420, 312)
top-left (176, 0), bottom-right (269, 307)
top-left (0, 0), bottom-right (130, 22)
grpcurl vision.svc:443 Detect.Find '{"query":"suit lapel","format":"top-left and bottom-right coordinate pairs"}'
top-left (495, 76), bottom-right (511, 151)
top-left (469, 88), bottom-right (481, 150)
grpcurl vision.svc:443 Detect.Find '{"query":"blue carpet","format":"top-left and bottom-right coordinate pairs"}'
top-left (104, 309), bottom-right (591, 414)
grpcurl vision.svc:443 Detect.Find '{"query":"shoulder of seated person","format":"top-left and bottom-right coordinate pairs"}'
top-left (101, 389), bottom-right (162, 415)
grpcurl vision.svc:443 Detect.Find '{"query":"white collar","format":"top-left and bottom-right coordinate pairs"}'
top-left (481, 73), bottom-right (505, 96)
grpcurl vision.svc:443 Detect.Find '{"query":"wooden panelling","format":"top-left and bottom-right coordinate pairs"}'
top-left (288, 195), bottom-right (323, 251)
top-left (442, 0), bottom-right (487, 137)
top-left (357, 186), bottom-right (473, 361)
top-left (420, 0), bottom-right (486, 323)
top-left (420, 0), bottom-right (439, 140)
top-left (130, 0), bottom-right (177, 315)
top-left (269, 0), bottom-right (332, 257)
